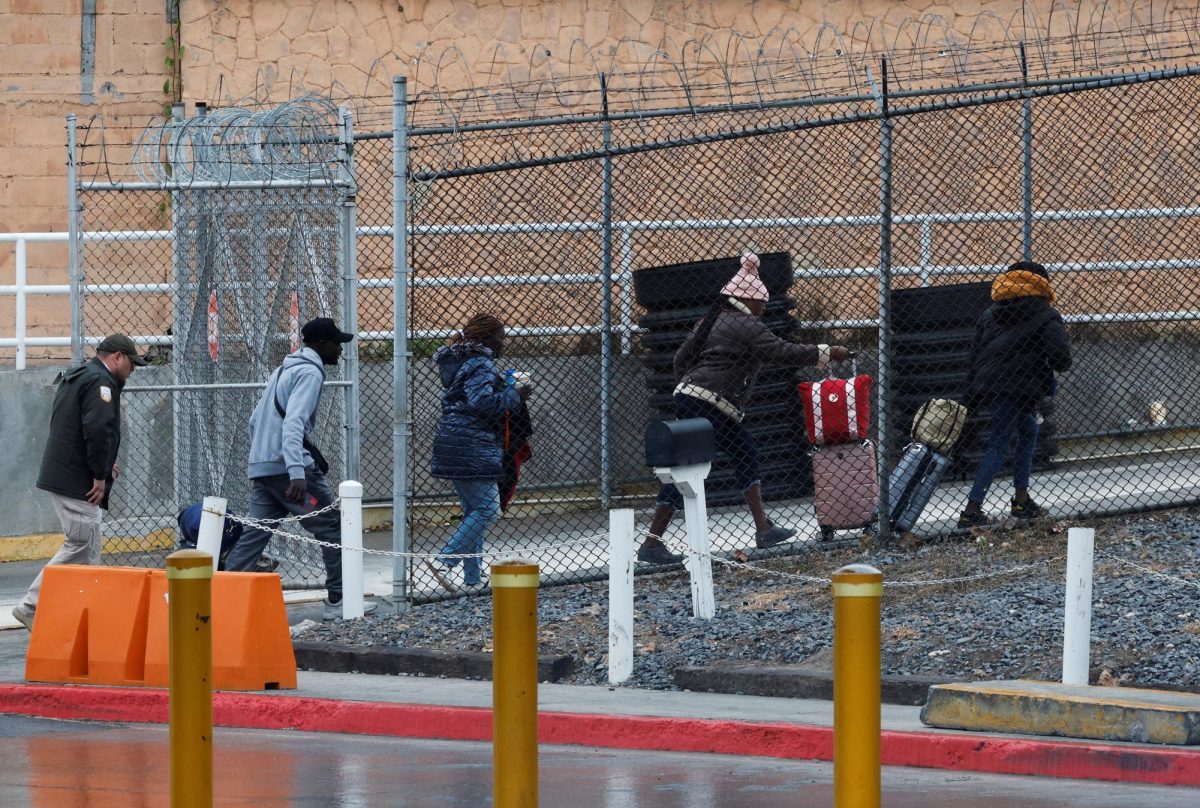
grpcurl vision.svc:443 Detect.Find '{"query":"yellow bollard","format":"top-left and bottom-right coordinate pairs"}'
top-left (832, 563), bottom-right (883, 808)
top-left (491, 558), bottom-right (540, 808)
top-left (167, 549), bottom-right (213, 808)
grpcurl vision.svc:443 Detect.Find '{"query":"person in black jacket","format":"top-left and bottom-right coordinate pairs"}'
top-left (12, 334), bottom-right (147, 630)
top-left (958, 261), bottom-right (1072, 528)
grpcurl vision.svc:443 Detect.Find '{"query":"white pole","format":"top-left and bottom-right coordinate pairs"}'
top-left (681, 480), bottom-right (715, 620)
top-left (608, 508), bottom-right (634, 684)
top-left (665, 463), bottom-right (715, 620)
top-left (15, 238), bottom-right (26, 370)
top-left (1062, 526), bottom-right (1095, 685)
top-left (340, 480), bottom-right (365, 619)
top-left (196, 496), bottom-right (227, 563)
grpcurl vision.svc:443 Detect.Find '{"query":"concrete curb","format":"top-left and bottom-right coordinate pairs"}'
top-left (922, 679), bottom-right (1200, 745)
top-left (293, 641), bottom-right (576, 682)
top-left (1, 683), bottom-right (1199, 786)
top-left (675, 664), bottom-right (958, 706)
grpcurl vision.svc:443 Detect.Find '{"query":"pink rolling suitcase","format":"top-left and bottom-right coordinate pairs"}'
top-left (810, 440), bottom-right (879, 540)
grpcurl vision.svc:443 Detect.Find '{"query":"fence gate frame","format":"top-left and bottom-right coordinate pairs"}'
top-left (70, 106), bottom-right (361, 586)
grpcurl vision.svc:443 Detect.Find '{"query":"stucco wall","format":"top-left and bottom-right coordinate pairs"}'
top-left (3, 0), bottom-right (1199, 362)
top-left (1, 0), bottom-right (171, 356)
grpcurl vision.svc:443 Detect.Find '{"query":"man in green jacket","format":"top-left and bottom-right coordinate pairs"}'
top-left (12, 334), bottom-right (146, 630)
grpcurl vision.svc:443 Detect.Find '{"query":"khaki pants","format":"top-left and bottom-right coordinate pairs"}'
top-left (21, 492), bottom-right (102, 613)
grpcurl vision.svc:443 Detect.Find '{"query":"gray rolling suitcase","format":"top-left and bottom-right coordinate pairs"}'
top-left (887, 442), bottom-right (951, 532)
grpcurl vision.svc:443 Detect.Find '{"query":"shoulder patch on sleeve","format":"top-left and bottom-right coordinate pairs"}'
top-left (99, 385), bottom-right (112, 403)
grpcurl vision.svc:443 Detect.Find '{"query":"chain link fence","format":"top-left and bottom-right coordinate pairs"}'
top-left (401, 65), bottom-right (1200, 601)
top-left (68, 64), bottom-right (1200, 602)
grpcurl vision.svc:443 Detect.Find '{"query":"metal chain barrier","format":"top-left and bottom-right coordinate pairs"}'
top-left (224, 505), bottom-right (607, 562)
top-left (658, 535), bottom-right (1057, 591)
top-left (219, 499), bottom-right (341, 530)
top-left (1097, 550), bottom-right (1200, 592)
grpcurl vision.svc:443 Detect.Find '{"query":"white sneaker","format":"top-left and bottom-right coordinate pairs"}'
top-left (11, 605), bottom-right (33, 631)
top-left (322, 599), bottom-right (378, 621)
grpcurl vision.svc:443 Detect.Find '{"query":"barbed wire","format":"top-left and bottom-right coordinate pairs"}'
top-left (128, 94), bottom-right (342, 185)
top-left (399, 8), bottom-right (1200, 127)
top-left (74, 9), bottom-right (1200, 176)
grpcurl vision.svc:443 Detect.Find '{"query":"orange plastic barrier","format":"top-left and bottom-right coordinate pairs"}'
top-left (25, 566), bottom-right (154, 686)
top-left (144, 570), bottom-right (297, 691)
top-left (24, 566), bottom-right (297, 691)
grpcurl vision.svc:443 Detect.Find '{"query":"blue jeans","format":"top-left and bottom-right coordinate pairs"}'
top-left (224, 468), bottom-right (343, 600)
top-left (439, 479), bottom-right (501, 585)
top-left (968, 397), bottom-right (1041, 505)
top-left (656, 393), bottom-right (760, 511)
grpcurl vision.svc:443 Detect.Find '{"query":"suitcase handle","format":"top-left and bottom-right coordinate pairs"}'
top-left (826, 351), bottom-right (857, 380)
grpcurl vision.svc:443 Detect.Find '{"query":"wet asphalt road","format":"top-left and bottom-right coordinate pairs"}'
top-left (1, 715), bottom-right (1198, 807)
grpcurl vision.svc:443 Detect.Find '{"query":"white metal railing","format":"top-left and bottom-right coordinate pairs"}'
top-left (5, 205), bottom-right (1200, 368)
top-left (0, 232), bottom-right (68, 369)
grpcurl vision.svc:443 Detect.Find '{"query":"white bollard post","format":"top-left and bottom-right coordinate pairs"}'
top-left (1062, 526), bottom-right (1095, 686)
top-left (608, 509), bottom-right (635, 684)
top-left (340, 480), bottom-right (365, 619)
top-left (196, 496), bottom-right (227, 563)
top-left (654, 463), bottom-right (715, 620)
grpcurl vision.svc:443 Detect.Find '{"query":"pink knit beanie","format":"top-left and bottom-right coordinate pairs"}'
top-left (720, 252), bottom-right (769, 302)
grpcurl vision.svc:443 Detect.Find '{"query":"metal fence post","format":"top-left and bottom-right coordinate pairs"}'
top-left (339, 108), bottom-right (361, 484)
top-left (599, 73), bottom-right (614, 510)
top-left (392, 76), bottom-right (412, 612)
top-left (1021, 42), bottom-right (1034, 261)
top-left (873, 60), bottom-right (894, 546)
top-left (67, 114), bottom-right (82, 365)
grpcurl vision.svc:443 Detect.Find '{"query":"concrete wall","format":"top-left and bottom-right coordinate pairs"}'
top-left (0, 367), bottom-right (63, 535)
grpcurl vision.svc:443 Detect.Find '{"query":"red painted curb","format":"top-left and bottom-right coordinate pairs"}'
top-left (1, 683), bottom-right (1198, 786)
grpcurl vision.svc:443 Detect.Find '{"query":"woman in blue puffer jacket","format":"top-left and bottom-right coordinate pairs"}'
top-left (427, 313), bottom-right (526, 591)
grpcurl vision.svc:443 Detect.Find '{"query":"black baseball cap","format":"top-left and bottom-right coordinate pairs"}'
top-left (97, 333), bottom-right (148, 366)
top-left (301, 317), bottom-right (354, 344)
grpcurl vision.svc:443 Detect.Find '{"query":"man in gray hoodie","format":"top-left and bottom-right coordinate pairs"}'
top-left (224, 317), bottom-right (376, 620)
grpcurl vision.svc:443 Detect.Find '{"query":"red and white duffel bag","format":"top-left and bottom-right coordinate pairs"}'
top-left (798, 356), bottom-right (872, 447)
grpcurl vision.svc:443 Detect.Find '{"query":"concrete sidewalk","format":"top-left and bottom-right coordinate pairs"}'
top-left (1, 624), bottom-right (1199, 789)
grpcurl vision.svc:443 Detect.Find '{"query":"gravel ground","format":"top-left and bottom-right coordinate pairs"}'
top-left (296, 506), bottom-right (1200, 690)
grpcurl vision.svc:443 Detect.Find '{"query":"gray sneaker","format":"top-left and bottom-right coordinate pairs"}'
top-left (322, 599), bottom-right (378, 621)
top-left (11, 605), bottom-right (34, 631)
top-left (755, 524), bottom-right (797, 549)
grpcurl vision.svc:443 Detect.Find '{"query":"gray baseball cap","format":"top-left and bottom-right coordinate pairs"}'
top-left (97, 333), bottom-right (148, 366)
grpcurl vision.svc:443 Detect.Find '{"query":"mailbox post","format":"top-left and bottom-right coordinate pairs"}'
top-left (645, 418), bottom-right (716, 619)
